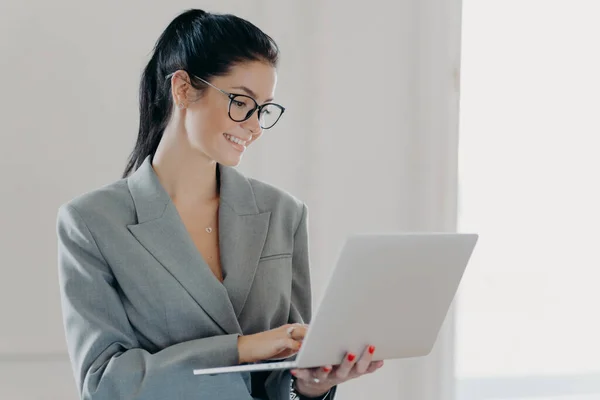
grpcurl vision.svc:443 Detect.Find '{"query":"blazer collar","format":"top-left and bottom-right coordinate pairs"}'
top-left (126, 156), bottom-right (171, 223)
top-left (126, 156), bottom-right (270, 335)
top-left (127, 155), bottom-right (260, 222)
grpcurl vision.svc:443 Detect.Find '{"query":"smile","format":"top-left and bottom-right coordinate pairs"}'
top-left (224, 133), bottom-right (248, 146)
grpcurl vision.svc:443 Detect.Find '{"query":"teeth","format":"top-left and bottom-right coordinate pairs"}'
top-left (224, 133), bottom-right (246, 146)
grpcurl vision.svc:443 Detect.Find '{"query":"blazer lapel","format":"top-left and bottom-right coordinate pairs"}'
top-left (126, 156), bottom-right (242, 335)
top-left (218, 165), bottom-right (270, 318)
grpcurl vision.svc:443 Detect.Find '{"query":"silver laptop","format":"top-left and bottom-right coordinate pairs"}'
top-left (193, 232), bottom-right (478, 376)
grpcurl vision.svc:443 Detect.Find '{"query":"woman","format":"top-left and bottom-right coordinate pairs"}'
top-left (57, 9), bottom-right (383, 400)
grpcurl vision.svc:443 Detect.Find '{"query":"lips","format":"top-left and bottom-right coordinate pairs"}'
top-left (223, 133), bottom-right (248, 153)
top-left (223, 133), bottom-right (248, 146)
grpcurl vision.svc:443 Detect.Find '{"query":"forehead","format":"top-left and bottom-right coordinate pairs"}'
top-left (213, 61), bottom-right (277, 102)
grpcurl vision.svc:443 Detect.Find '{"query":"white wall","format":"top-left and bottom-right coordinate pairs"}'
top-left (0, 0), bottom-right (462, 398)
top-left (456, 1), bottom-right (600, 399)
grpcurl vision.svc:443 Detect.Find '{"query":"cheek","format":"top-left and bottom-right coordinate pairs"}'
top-left (186, 110), bottom-right (235, 143)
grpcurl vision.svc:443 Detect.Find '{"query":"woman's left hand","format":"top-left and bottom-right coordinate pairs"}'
top-left (290, 344), bottom-right (384, 397)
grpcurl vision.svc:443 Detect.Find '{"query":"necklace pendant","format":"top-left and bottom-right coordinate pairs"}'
top-left (205, 227), bottom-right (213, 234)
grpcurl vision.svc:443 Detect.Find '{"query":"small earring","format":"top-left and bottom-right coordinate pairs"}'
top-left (178, 102), bottom-right (185, 109)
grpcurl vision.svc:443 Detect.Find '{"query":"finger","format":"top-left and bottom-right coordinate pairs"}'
top-left (285, 324), bottom-right (308, 341)
top-left (290, 368), bottom-right (312, 382)
top-left (354, 345), bottom-right (376, 374)
top-left (270, 345), bottom-right (301, 360)
top-left (335, 352), bottom-right (357, 379)
top-left (278, 337), bottom-right (302, 354)
top-left (366, 360), bottom-right (384, 374)
top-left (314, 365), bottom-right (333, 382)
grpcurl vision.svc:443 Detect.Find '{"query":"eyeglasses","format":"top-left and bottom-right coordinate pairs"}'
top-left (166, 71), bottom-right (285, 129)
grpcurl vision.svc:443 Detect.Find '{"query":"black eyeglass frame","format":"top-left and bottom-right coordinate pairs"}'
top-left (166, 71), bottom-right (285, 129)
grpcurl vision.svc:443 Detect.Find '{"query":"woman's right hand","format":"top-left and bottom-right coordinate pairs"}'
top-left (237, 323), bottom-right (307, 364)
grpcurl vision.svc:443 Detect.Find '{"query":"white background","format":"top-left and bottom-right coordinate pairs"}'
top-left (456, 1), bottom-right (600, 399)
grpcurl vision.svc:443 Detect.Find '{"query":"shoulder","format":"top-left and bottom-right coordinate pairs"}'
top-left (57, 178), bottom-right (135, 229)
top-left (222, 166), bottom-right (307, 231)
top-left (249, 176), bottom-right (307, 231)
top-left (248, 176), bottom-right (303, 210)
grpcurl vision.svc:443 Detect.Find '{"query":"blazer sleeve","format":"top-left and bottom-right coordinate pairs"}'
top-left (263, 203), bottom-right (337, 400)
top-left (57, 204), bottom-right (250, 400)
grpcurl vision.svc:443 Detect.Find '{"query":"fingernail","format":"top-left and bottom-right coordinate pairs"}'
top-left (347, 353), bottom-right (356, 362)
top-left (323, 366), bottom-right (332, 372)
top-left (291, 370), bottom-right (297, 376)
top-left (368, 345), bottom-right (376, 354)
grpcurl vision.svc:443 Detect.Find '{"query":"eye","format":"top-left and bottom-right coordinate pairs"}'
top-left (233, 100), bottom-right (246, 108)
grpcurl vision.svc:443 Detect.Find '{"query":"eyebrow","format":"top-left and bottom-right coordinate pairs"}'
top-left (231, 85), bottom-right (274, 103)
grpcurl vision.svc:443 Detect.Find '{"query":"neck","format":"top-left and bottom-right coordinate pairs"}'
top-left (151, 127), bottom-right (219, 207)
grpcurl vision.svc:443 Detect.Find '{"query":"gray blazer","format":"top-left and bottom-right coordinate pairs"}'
top-left (57, 156), bottom-right (324, 400)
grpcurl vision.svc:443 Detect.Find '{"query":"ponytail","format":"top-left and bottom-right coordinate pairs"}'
top-left (122, 53), bottom-right (170, 178)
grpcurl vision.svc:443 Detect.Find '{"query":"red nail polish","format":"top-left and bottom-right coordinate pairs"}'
top-left (323, 366), bottom-right (332, 372)
top-left (291, 370), bottom-right (297, 376)
top-left (347, 353), bottom-right (356, 362)
top-left (368, 345), bottom-right (375, 354)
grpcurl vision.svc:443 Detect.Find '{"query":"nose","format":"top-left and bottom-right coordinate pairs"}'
top-left (241, 109), bottom-right (262, 134)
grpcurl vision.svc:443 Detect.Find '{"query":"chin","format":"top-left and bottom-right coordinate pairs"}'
top-left (217, 154), bottom-right (243, 167)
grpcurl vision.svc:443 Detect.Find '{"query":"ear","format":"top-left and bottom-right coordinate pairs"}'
top-left (169, 70), bottom-right (193, 107)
